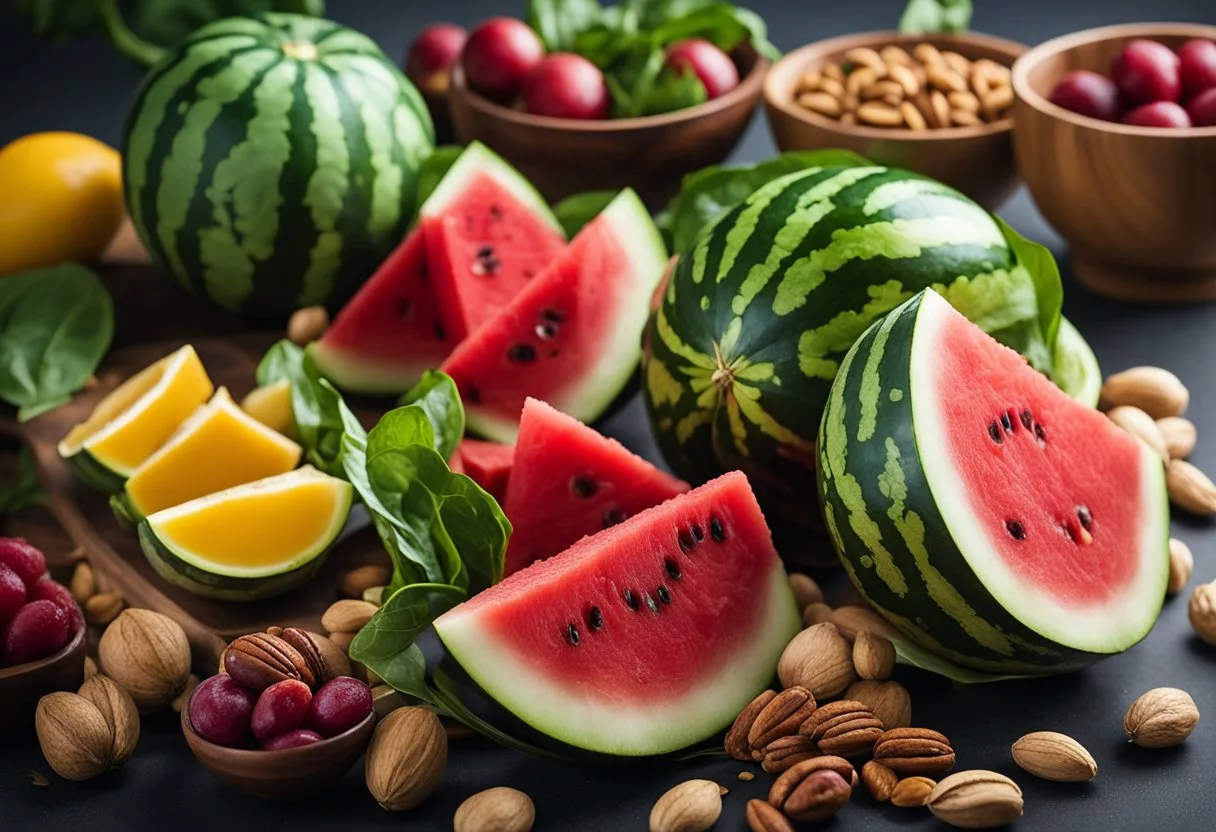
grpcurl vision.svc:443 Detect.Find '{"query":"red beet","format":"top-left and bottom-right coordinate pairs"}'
top-left (262, 729), bottom-right (325, 750)
top-left (522, 53), bottom-right (611, 119)
top-left (666, 38), bottom-right (740, 100)
top-left (0, 538), bottom-right (46, 591)
top-left (1122, 100), bottom-right (1192, 128)
top-left (1112, 39), bottom-right (1181, 105)
top-left (1188, 87), bottom-right (1216, 127)
top-left (407, 23), bottom-right (468, 94)
top-left (462, 17), bottom-right (545, 102)
top-left (0, 563), bottom-right (26, 629)
top-left (190, 675), bottom-right (257, 747)
top-left (306, 676), bottom-right (372, 738)
top-left (28, 578), bottom-right (83, 636)
top-left (2, 600), bottom-right (69, 667)
top-left (1179, 39), bottom-right (1216, 99)
top-left (1048, 70), bottom-right (1122, 121)
top-left (251, 679), bottom-right (313, 742)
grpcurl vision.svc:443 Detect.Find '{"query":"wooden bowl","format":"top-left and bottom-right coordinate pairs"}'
top-left (0, 624), bottom-right (87, 733)
top-left (181, 685), bottom-right (376, 800)
top-left (1012, 23), bottom-right (1216, 303)
top-left (764, 31), bottom-right (1028, 210)
top-left (448, 47), bottom-right (769, 209)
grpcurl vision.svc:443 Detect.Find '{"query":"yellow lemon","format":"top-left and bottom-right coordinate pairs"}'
top-left (0, 132), bottom-right (124, 276)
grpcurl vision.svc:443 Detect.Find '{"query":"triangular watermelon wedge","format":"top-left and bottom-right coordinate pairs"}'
top-left (503, 398), bottom-right (689, 575)
top-left (312, 143), bottom-right (565, 394)
top-left (457, 438), bottom-right (515, 504)
top-left (441, 189), bottom-right (667, 441)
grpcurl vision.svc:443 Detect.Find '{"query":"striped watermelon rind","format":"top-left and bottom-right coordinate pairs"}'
top-left (122, 13), bottom-right (434, 321)
top-left (817, 290), bottom-right (1168, 674)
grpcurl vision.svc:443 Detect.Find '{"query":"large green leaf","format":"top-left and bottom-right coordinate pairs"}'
top-left (399, 370), bottom-right (464, 461)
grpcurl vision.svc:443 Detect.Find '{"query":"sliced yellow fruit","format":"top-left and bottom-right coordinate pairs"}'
top-left (240, 379), bottom-right (296, 438)
top-left (121, 387), bottom-right (302, 520)
top-left (138, 467), bottom-right (353, 600)
top-left (58, 345), bottom-right (214, 493)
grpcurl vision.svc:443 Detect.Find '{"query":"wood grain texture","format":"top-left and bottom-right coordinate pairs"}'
top-left (763, 30), bottom-right (1027, 210)
top-left (1011, 23), bottom-right (1216, 303)
top-left (449, 47), bottom-right (768, 210)
top-left (0, 626), bottom-right (86, 733)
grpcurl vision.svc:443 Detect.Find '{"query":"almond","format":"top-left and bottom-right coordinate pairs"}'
top-left (778, 624), bottom-right (855, 699)
top-left (1167, 460), bottom-right (1216, 515)
top-left (1124, 687), bottom-right (1199, 747)
top-left (455, 786), bottom-right (535, 832)
top-left (1168, 539), bottom-right (1194, 595)
top-left (1100, 366), bottom-right (1188, 419)
top-left (830, 605), bottom-right (899, 641)
top-left (70, 562), bottom-right (96, 604)
top-left (1107, 405), bottom-right (1169, 461)
top-left (928, 770), bottom-right (1023, 828)
top-left (846, 680), bottom-right (912, 730)
top-left (1157, 416), bottom-right (1197, 459)
top-left (1188, 582), bottom-right (1216, 644)
top-left (788, 573), bottom-right (824, 609)
top-left (1011, 731), bottom-right (1097, 782)
top-left (366, 707), bottom-right (447, 811)
top-left (649, 780), bottom-right (722, 832)
top-left (853, 631), bottom-right (895, 680)
top-left (891, 775), bottom-right (936, 807)
top-left (287, 305), bottom-right (329, 345)
top-left (85, 591), bottom-right (125, 626)
top-left (802, 602), bottom-right (834, 628)
top-left (341, 564), bottom-right (392, 599)
top-left (321, 599), bottom-right (378, 634)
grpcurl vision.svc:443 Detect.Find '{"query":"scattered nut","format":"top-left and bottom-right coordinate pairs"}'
top-left (1124, 687), bottom-right (1199, 747)
top-left (853, 630), bottom-right (895, 681)
top-left (306, 630), bottom-right (353, 678)
top-left (648, 779), bottom-right (722, 832)
top-left (1157, 416), bottom-right (1197, 459)
top-left (97, 609), bottom-right (191, 712)
top-left (846, 680), bottom-right (912, 730)
top-left (760, 734), bottom-right (821, 774)
top-left (342, 564), bottom-right (392, 599)
top-left (287, 305), bottom-right (329, 345)
top-left (778, 768), bottom-right (853, 822)
top-left (85, 592), bottom-right (125, 626)
top-left (224, 632), bottom-right (315, 692)
top-left (788, 573), bottom-right (824, 609)
top-left (768, 756), bottom-right (857, 815)
top-left (873, 727), bottom-right (956, 776)
top-left (725, 689), bottom-right (777, 760)
top-left (1190, 581), bottom-right (1216, 643)
top-left (861, 760), bottom-right (898, 802)
top-left (802, 602), bottom-right (834, 628)
top-left (35, 692), bottom-right (113, 781)
top-left (1167, 460), bottom-right (1216, 516)
top-left (78, 675), bottom-right (139, 767)
top-left (1011, 731), bottom-right (1097, 782)
top-left (69, 562), bottom-right (95, 604)
top-left (830, 605), bottom-right (899, 641)
top-left (329, 630), bottom-right (356, 652)
top-left (321, 599), bottom-right (378, 634)
top-left (738, 771), bottom-right (755, 781)
top-left (746, 799), bottom-right (795, 832)
top-left (799, 699), bottom-right (884, 757)
top-left (928, 770), bottom-right (1023, 829)
top-left (1100, 366), bottom-right (1188, 419)
top-left (777, 623), bottom-right (855, 699)
top-left (749, 686), bottom-right (817, 749)
top-left (1107, 405), bottom-right (1169, 461)
top-left (891, 775), bottom-right (937, 807)
top-left (1168, 539), bottom-right (1194, 595)
top-left (366, 707), bottom-right (447, 811)
top-left (455, 786), bottom-right (535, 832)
top-left (83, 655), bottom-right (98, 680)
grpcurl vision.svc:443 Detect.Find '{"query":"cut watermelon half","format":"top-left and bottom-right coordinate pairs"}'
top-left (312, 142), bottom-right (565, 394)
top-left (457, 439), bottom-right (514, 504)
top-left (434, 471), bottom-right (801, 756)
top-left (503, 398), bottom-right (689, 575)
top-left (441, 189), bottom-right (667, 442)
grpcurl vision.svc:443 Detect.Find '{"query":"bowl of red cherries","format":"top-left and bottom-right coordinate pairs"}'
top-left (0, 538), bottom-right (87, 731)
top-left (182, 629), bottom-right (375, 799)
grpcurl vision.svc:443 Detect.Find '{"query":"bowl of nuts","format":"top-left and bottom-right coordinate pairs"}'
top-left (763, 31), bottom-right (1027, 209)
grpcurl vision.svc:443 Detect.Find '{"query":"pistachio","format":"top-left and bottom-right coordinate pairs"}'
top-left (1011, 731), bottom-right (1097, 782)
top-left (1167, 460), bottom-right (1216, 515)
top-left (1157, 416), bottom-right (1197, 459)
top-left (342, 564), bottom-right (392, 599)
top-left (1124, 687), bottom-right (1199, 747)
top-left (1100, 366), bottom-right (1188, 419)
top-left (35, 692), bottom-right (113, 781)
top-left (69, 562), bottom-right (95, 604)
top-left (861, 760), bottom-right (898, 802)
top-left (366, 707), bottom-right (447, 811)
top-left (928, 770), bottom-right (1023, 829)
top-left (853, 630), bottom-right (895, 681)
top-left (891, 775), bottom-right (937, 807)
top-left (788, 573), bottom-right (824, 609)
top-left (746, 799), bottom-right (795, 832)
top-left (455, 787), bottom-right (535, 832)
top-left (777, 623), bottom-right (855, 699)
top-left (845, 680), bottom-right (912, 730)
top-left (321, 599), bottom-right (378, 634)
top-left (725, 689), bottom-right (777, 760)
top-left (1107, 406), bottom-right (1169, 461)
top-left (97, 609), bottom-right (191, 712)
top-left (85, 591), bottom-right (125, 626)
top-left (1189, 581), bottom-right (1216, 643)
top-left (648, 780), bottom-right (721, 832)
top-left (78, 675), bottom-right (139, 766)
top-left (1168, 539), bottom-right (1194, 595)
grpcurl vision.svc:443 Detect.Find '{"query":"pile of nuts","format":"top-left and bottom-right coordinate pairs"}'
top-left (792, 42), bottom-right (1014, 130)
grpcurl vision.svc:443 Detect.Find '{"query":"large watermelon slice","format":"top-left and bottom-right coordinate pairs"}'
top-left (457, 439), bottom-right (515, 504)
top-left (503, 398), bottom-right (689, 575)
top-left (312, 143), bottom-right (565, 393)
top-left (819, 289), bottom-right (1169, 674)
top-left (434, 471), bottom-right (801, 756)
top-left (441, 189), bottom-right (667, 442)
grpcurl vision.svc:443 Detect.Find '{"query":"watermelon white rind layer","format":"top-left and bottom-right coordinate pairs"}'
top-left (308, 340), bottom-right (433, 395)
top-left (421, 141), bottom-right (562, 235)
top-left (1051, 317), bottom-right (1102, 408)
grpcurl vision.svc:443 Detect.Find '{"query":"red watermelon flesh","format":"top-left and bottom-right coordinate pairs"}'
top-left (434, 471), bottom-right (801, 756)
top-left (311, 227), bottom-right (449, 394)
top-left (458, 438), bottom-right (514, 503)
top-left (503, 398), bottom-right (689, 575)
top-left (441, 189), bottom-right (667, 443)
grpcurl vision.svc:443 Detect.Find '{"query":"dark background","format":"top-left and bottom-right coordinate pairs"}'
top-left (3, 1), bottom-right (1216, 829)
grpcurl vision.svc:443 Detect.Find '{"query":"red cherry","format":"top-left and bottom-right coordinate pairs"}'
top-left (189, 675), bottom-right (257, 747)
top-left (462, 17), bottom-right (545, 102)
top-left (1188, 87), bottom-right (1216, 127)
top-left (407, 23), bottom-right (468, 94)
top-left (521, 53), bottom-right (611, 120)
top-left (28, 579), bottom-right (83, 636)
top-left (0, 563), bottom-right (26, 629)
top-left (2, 600), bottom-right (69, 667)
top-left (1112, 39), bottom-right (1182, 105)
top-left (1122, 100), bottom-right (1192, 128)
top-left (1178, 39), bottom-right (1216, 99)
top-left (262, 729), bottom-right (325, 750)
top-left (1048, 70), bottom-right (1122, 121)
top-left (0, 538), bottom-right (46, 590)
top-left (251, 679), bottom-right (313, 742)
top-left (306, 676), bottom-right (372, 738)
top-left (666, 38), bottom-right (740, 100)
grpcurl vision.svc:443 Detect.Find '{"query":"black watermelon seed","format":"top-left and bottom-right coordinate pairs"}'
top-left (489, 204), bottom-right (503, 219)
top-left (1077, 505), bottom-right (1093, 530)
top-left (623, 588), bottom-right (639, 610)
top-left (465, 387), bottom-right (481, 404)
top-left (678, 530), bottom-right (695, 552)
top-left (535, 322), bottom-right (560, 340)
top-left (507, 344), bottom-right (537, 362)
top-left (587, 606), bottom-right (603, 630)
top-left (664, 558), bottom-right (682, 580)
top-left (477, 244), bottom-right (494, 258)
top-left (1020, 408), bottom-right (1033, 430)
top-left (691, 524), bottom-right (705, 542)
top-left (571, 477), bottom-right (598, 498)
top-left (433, 320), bottom-right (445, 341)
top-left (564, 623), bottom-right (580, 645)
top-left (1006, 519), bottom-right (1026, 540)
top-left (987, 421), bottom-right (1003, 444)
top-left (710, 516), bottom-right (726, 542)
top-left (602, 509), bottom-right (627, 528)
top-left (1034, 423), bottom-right (1048, 444)
top-left (1000, 412), bottom-right (1013, 433)
top-left (396, 298), bottom-right (414, 320)
top-left (644, 592), bottom-right (659, 613)
top-left (540, 309), bottom-right (565, 323)
top-left (657, 585), bottom-right (672, 604)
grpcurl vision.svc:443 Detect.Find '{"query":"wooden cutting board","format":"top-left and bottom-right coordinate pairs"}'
top-left (17, 334), bottom-right (391, 670)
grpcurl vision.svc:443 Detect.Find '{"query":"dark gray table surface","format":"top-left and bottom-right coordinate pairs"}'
top-left (2, 1), bottom-right (1216, 829)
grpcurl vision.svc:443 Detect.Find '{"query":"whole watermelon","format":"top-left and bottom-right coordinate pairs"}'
top-left (123, 14), bottom-right (434, 320)
top-left (642, 165), bottom-right (1066, 530)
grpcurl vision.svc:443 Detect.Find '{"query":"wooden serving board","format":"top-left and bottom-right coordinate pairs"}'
top-left (17, 334), bottom-right (392, 671)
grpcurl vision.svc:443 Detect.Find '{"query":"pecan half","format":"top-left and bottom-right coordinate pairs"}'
top-left (224, 632), bottom-right (314, 692)
top-left (782, 770), bottom-right (853, 822)
top-left (799, 699), bottom-right (884, 757)
top-left (768, 755), bottom-right (857, 811)
top-left (748, 686), bottom-right (817, 749)
top-left (746, 799), bottom-right (795, 832)
top-left (270, 626), bottom-right (330, 687)
top-left (873, 727), bottom-right (956, 776)
top-left (725, 690), bottom-right (777, 761)
top-left (761, 735), bottom-right (821, 774)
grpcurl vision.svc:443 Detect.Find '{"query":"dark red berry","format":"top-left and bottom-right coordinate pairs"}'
top-left (1112, 39), bottom-right (1181, 105)
top-left (0, 563), bottom-right (26, 629)
top-left (462, 17), bottom-right (545, 102)
top-left (1178, 38), bottom-right (1216, 99)
top-left (0, 538), bottom-right (46, 591)
top-left (2, 600), bottom-right (69, 667)
top-left (1048, 70), bottom-right (1122, 121)
top-left (28, 579), bottom-right (83, 636)
top-left (666, 38), bottom-right (740, 100)
top-left (306, 676), bottom-right (373, 738)
top-left (521, 53), bottom-right (611, 120)
top-left (251, 679), bottom-right (313, 742)
top-left (407, 23), bottom-right (468, 94)
top-left (1122, 100), bottom-right (1192, 128)
top-left (261, 729), bottom-right (325, 750)
top-left (189, 675), bottom-right (257, 747)
top-left (1188, 86), bottom-right (1216, 127)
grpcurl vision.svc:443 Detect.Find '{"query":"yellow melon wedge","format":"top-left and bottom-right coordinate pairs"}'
top-left (240, 379), bottom-right (296, 438)
top-left (58, 345), bottom-right (214, 493)
top-left (138, 466), bottom-right (353, 600)
top-left (119, 387), bottom-right (302, 521)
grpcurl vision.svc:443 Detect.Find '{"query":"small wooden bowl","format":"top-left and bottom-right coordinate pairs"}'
top-left (1012, 23), bottom-right (1216, 303)
top-left (764, 30), bottom-right (1028, 210)
top-left (448, 46), bottom-right (769, 209)
top-left (0, 624), bottom-right (87, 733)
top-left (181, 686), bottom-right (376, 800)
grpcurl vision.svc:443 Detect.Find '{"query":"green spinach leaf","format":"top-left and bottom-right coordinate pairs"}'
top-left (0, 444), bottom-right (46, 520)
top-left (256, 341), bottom-right (347, 474)
top-left (993, 216), bottom-right (1063, 356)
top-left (399, 371), bottom-right (464, 462)
top-left (552, 190), bottom-right (619, 237)
top-left (637, 64), bottom-right (708, 115)
top-left (898, 0), bottom-right (973, 34)
top-left (0, 265), bottom-right (114, 422)
top-left (651, 4), bottom-right (778, 59)
top-left (416, 146), bottom-right (464, 208)
top-left (527, 0), bottom-right (604, 51)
